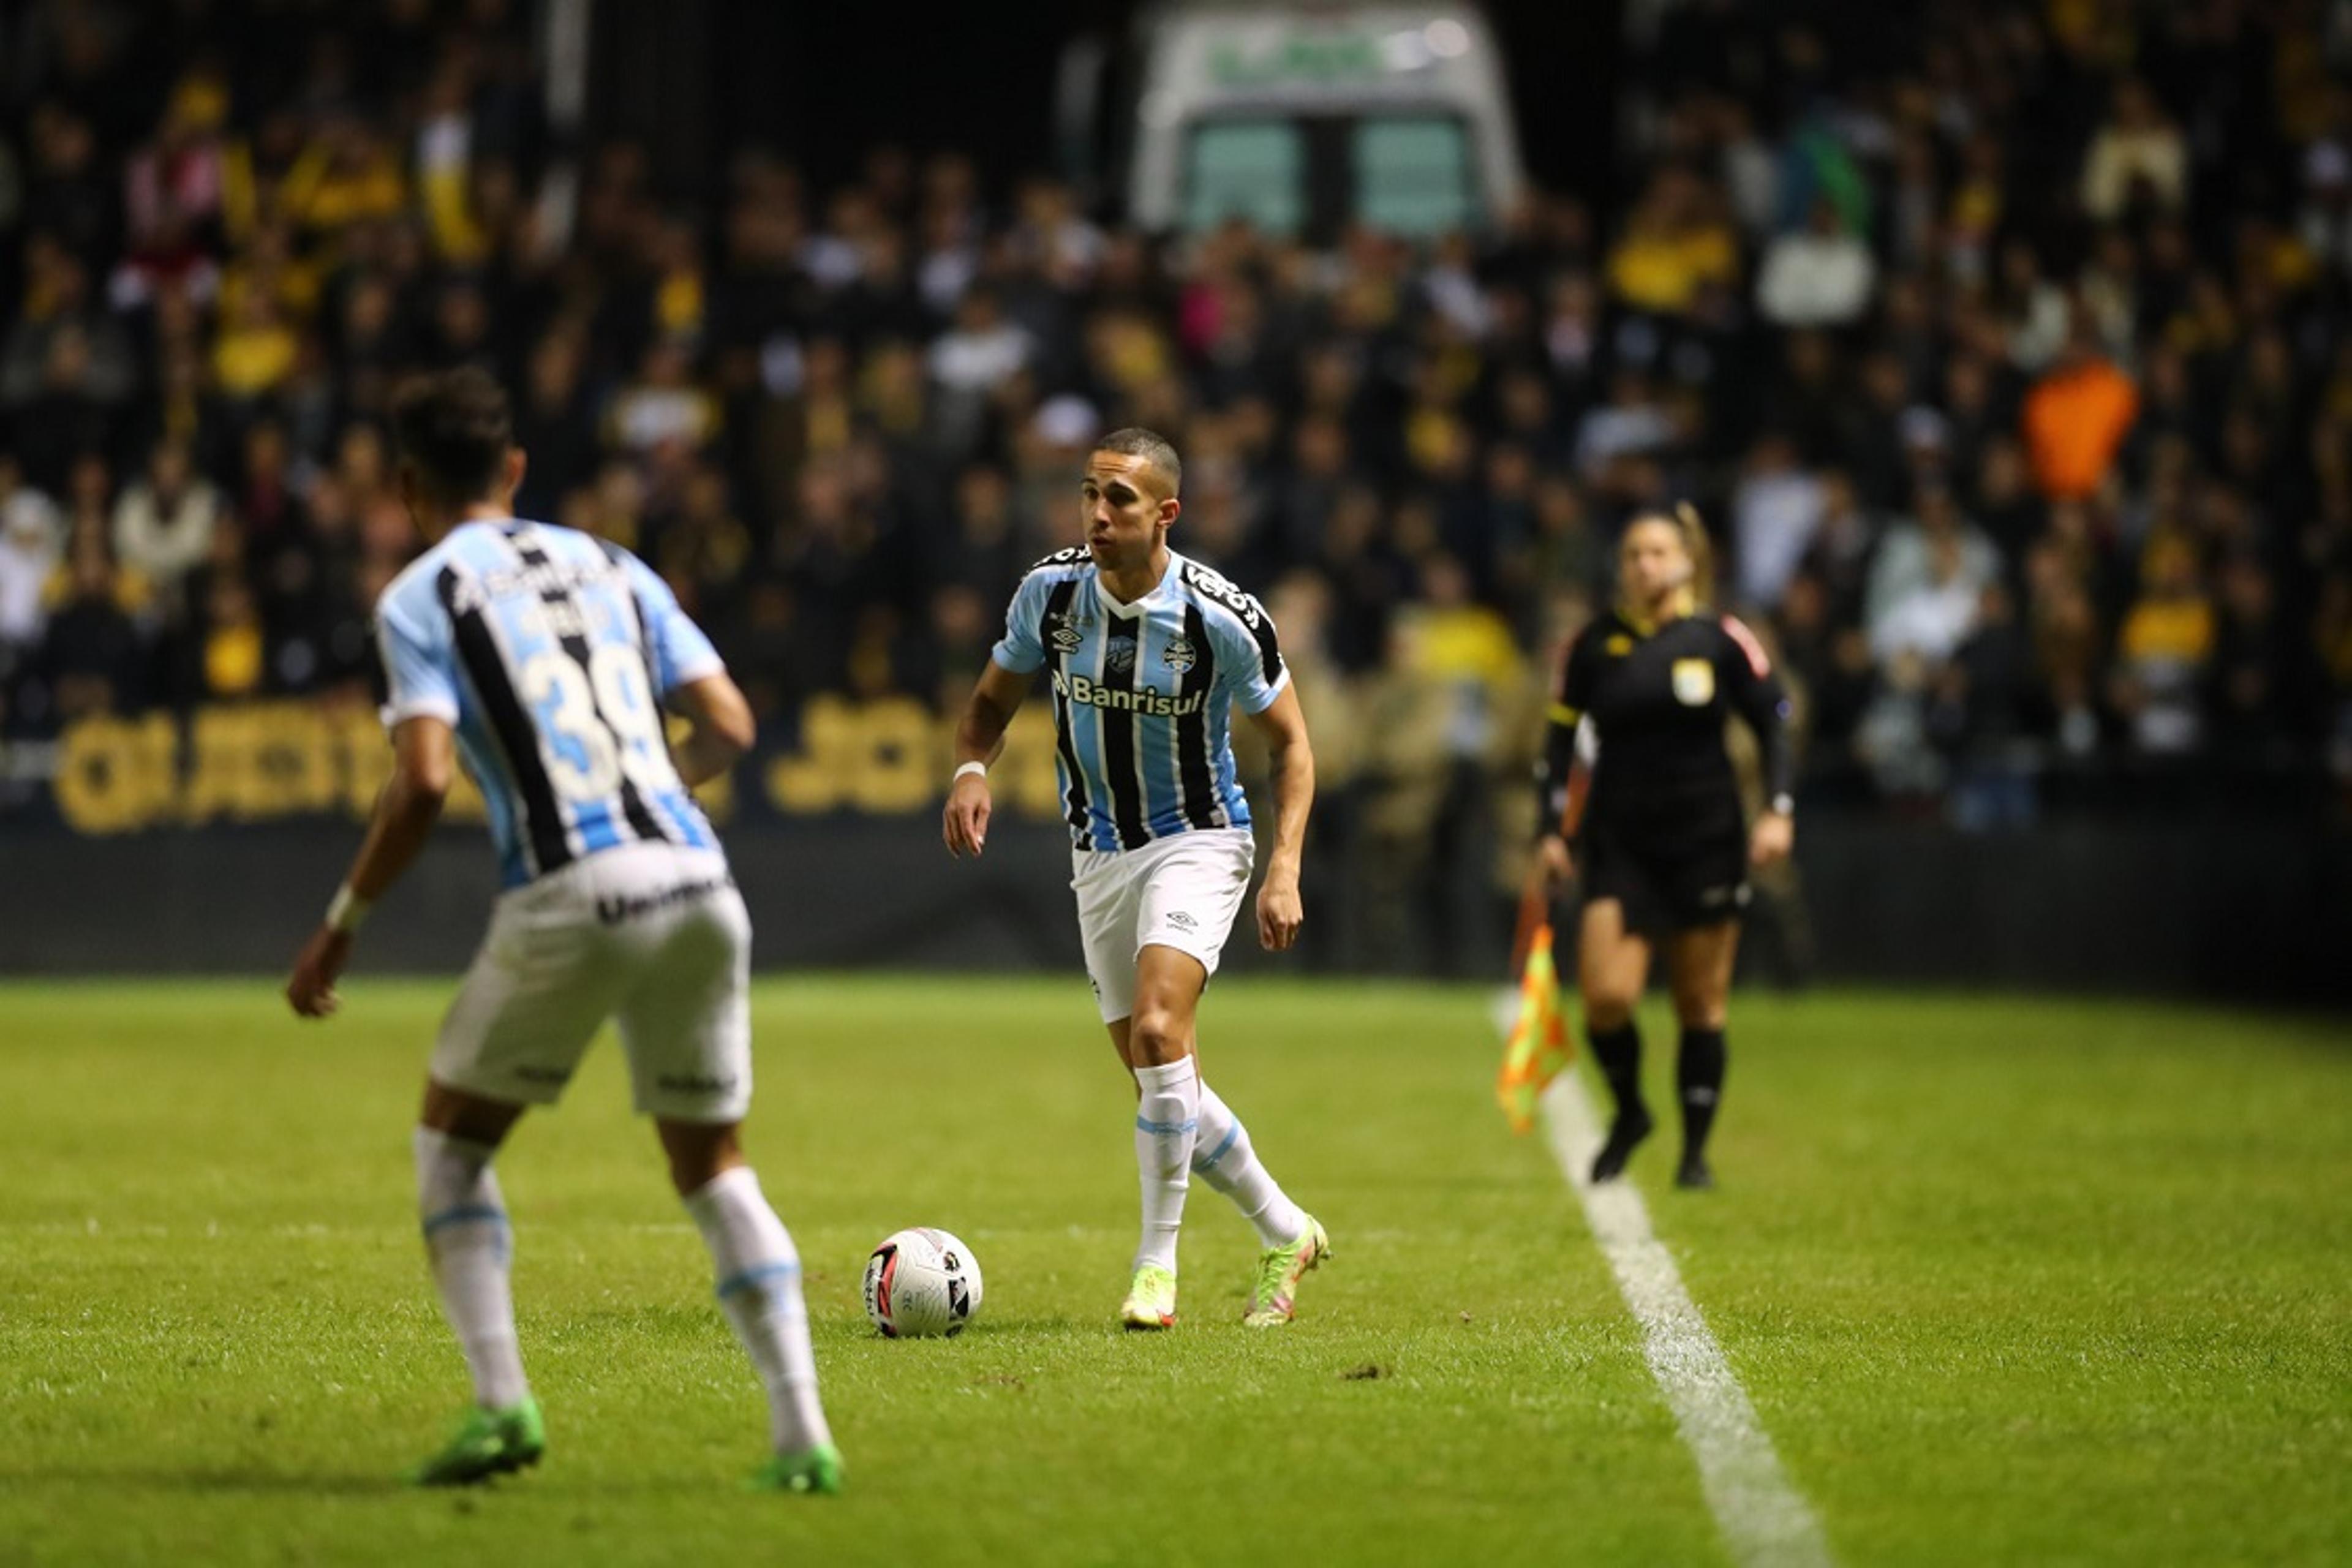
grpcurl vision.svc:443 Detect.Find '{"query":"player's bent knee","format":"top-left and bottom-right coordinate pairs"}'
top-left (1670, 968), bottom-right (1732, 1028)
top-left (1128, 1008), bottom-right (1191, 1066)
top-left (657, 1118), bottom-right (744, 1196)
top-left (420, 1079), bottom-right (526, 1147)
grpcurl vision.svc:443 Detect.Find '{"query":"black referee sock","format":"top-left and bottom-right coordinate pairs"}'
top-left (1678, 1027), bottom-right (1727, 1164)
top-left (1589, 1022), bottom-right (1645, 1118)
top-left (1588, 1022), bottom-right (1653, 1183)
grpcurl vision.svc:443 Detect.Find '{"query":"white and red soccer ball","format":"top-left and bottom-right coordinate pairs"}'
top-left (862, 1227), bottom-right (982, 1338)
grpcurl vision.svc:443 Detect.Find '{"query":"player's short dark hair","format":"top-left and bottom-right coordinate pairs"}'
top-left (1095, 426), bottom-right (1182, 495)
top-left (391, 366), bottom-right (514, 504)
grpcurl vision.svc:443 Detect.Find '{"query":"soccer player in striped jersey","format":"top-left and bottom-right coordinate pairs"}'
top-left (941, 427), bottom-right (1329, 1330)
top-left (283, 368), bottom-right (839, 1494)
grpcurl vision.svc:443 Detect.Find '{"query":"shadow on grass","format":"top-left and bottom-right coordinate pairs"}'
top-left (1, 1467), bottom-right (750, 1501)
top-left (1, 1467), bottom-right (406, 1496)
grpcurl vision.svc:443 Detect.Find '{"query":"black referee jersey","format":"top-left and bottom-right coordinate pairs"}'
top-left (1535, 605), bottom-right (1793, 842)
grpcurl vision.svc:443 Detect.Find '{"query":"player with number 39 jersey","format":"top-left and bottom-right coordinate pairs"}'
top-left (375, 518), bottom-right (721, 888)
top-left (282, 368), bottom-right (839, 1497)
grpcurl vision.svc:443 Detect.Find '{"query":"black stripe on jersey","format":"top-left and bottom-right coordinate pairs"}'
top-left (437, 564), bottom-right (571, 877)
top-left (1041, 577), bottom-right (1092, 845)
top-left (1174, 603), bottom-right (1221, 829)
top-left (508, 528), bottom-right (673, 848)
top-left (1097, 614), bottom-right (1150, 850)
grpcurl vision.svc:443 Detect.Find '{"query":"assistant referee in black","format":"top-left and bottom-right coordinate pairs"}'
top-left (1534, 506), bottom-right (1793, 1189)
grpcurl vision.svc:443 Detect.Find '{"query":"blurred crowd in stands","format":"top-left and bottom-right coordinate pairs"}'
top-left (4, 0), bottom-right (2351, 836)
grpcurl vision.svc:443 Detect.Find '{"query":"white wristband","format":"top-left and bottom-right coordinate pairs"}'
top-left (325, 884), bottom-right (372, 934)
top-left (952, 761), bottom-right (988, 785)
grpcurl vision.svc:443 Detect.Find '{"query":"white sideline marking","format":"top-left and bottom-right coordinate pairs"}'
top-left (1545, 1075), bottom-right (1834, 1568)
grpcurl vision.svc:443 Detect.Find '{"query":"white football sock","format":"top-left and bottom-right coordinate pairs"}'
top-left (684, 1166), bottom-right (831, 1455)
top-left (1192, 1082), bottom-right (1310, 1248)
top-left (413, 1126), bottom-right (529, 1409)
top-left (1131, 1057), bottom-right (1200, 1273)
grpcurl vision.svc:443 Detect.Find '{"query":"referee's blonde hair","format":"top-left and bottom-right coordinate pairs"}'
top-left (1624, 502), bottom-right (1716, 608)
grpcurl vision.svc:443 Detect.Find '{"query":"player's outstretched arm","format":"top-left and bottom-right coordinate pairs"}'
top-left (286, 717), bottom-right (455, 1019)
top-left (667, 671), bottom-right (757, 787)
top-left (943, 660), bottom-right (1031, 858)
top-left (1241, 684), bottom-right (1314, 952)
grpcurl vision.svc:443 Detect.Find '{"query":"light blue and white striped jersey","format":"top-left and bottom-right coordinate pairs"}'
top-left (374, 518), bottom-right (724, 888)
top-left (992, 547), bottom-right (1288, 853)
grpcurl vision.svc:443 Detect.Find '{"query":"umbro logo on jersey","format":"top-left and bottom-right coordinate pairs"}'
top-left (1162, 636), bottom-right (1198, 673)
top-left (1047, 608), bottom-right (1091, 654)
top-left (1164, 911), bottom-right (1198, 932)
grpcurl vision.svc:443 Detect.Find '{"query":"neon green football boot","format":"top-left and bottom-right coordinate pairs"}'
top-left (1242, 1217), bottom-right (1330, 1328)
top-left (405, 1396), bottom-right (545, 1486)
top-left (1120, 1263), bottom-right (1178, 1330)
top-left (748, 1442), bottom-right (844, 1496)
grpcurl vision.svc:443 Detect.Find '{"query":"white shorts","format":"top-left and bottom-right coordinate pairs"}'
top-left (431, 843), bottom-right (753, 1123)
top-left (1072, 827), bottom-right (1255, 1024)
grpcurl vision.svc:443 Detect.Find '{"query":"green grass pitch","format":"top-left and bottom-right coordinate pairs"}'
top-left (2, 977), bottom-right (2348, 1566)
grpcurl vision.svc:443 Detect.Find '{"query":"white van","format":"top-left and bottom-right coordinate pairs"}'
top-left (1058, 1), bottom-right (1526, 243)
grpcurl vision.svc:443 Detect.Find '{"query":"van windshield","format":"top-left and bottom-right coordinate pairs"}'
top-left (1185, 121), bottom-right (1307, 235)
top-left (1354, 117), bottom-right (1474, 235)
top-left (1183, 113), bottom-right (1474, 242)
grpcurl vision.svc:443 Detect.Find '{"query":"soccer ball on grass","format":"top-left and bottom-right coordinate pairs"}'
top-left (862, 1227), bottom-right (982, 1338)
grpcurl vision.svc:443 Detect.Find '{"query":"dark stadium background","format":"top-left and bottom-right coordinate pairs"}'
top-left (0, 0), bottom-right (2346, 998)
top-left (592, 3), bottom-right (1622, 206)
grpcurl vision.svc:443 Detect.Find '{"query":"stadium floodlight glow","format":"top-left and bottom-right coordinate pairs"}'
top-left (1423, 19), bottom-right (1471, 59)
top-left (1379, 29), bottom-right (1433, 72)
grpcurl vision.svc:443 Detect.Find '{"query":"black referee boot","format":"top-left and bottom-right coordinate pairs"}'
top-left (1591, 1104), bottom-right (1654, 1184)
top-left (1586, 1022), bottom-right (1651, 1183)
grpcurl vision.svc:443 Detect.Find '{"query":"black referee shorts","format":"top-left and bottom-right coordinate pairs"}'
top-left (1578, 808), bottom-right (1751, 935)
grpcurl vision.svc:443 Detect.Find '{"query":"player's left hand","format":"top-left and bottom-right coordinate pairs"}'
top-left (943, 774), bottom-right (993, 858)
top-left (1750, 810), bottom-right (1794, 869)
top-left (1257, 875), bottom-right (1303, 952)
top-left (286, 926), bottom-right (354, 1019)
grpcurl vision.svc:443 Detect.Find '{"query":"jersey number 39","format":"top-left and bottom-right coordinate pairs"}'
top-left (519, 647), bottom-right (672, 801)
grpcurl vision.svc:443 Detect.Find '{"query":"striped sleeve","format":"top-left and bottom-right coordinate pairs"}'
top-left (1188, 571), bottom-right (1286, 714)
